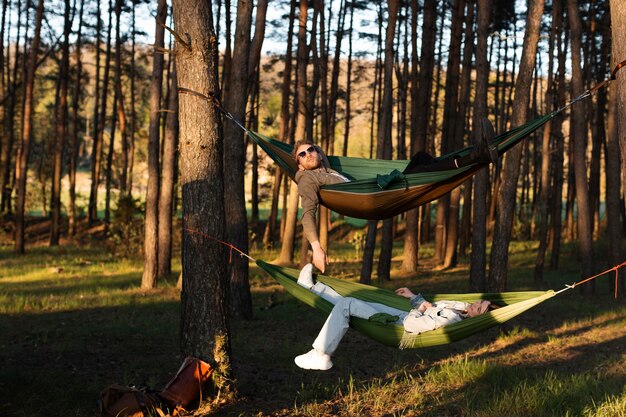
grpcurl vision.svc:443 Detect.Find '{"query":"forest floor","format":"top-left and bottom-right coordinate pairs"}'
top-left (0, 218), bottom-right (625, 417)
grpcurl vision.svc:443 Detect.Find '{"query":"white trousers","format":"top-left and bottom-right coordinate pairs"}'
top-left (309, 283), bottom-right (406, 355)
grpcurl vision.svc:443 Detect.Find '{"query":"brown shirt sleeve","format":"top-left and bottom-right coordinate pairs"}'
top-left (296, 171), bottom-right (321, 244)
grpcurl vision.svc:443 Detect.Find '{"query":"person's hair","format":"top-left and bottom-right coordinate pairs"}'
top-left (292, 139), bottom-right (316, 161)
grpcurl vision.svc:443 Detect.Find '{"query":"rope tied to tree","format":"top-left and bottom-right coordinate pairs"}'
top-left (184, 227), bottom-right (256, 263)
top-left (556, 59), bottom-right (626, 114)
top-left (557, 260), bottom-right (626, 299)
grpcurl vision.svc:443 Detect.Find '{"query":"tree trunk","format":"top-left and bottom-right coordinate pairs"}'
top-left (435, 0), bottom-right (465, 264)
top-left (50, 0), bottom-right (71, 246)
top-left (263, 0), bottom-right (294, 248)
top-left (567, 0), bottom-right (594, 291)
top-left (223, 0), bottom-right (253, 319)
top-left (469, 0), bottom-right (492, 292)
top-left (115, 0), bottom-right (128, 196)
top-left (173, 0), bottom-right (232, 391)
top-left (88, 0), bottom-right (103, 226)
top-left (608, 0), bottom-right (625, 296)
top-left (534, 0), bottom-right (560, 283)
top-left (278, 0), bottom-right (308, 265)
top-left (157, 62), bottom-right (178, 278)
top-left (69, 0), bottom-right (85, 238)
top-left (443, 0), bottom-right (474, 269)
top-left (142, 0), bottom-right (167, 289)
top-left (375, 0), bottom-right (399, 282)
top-left (488, 0), bottom-right (544, 291)
top-left (14, 0), bottom-right (44, 254)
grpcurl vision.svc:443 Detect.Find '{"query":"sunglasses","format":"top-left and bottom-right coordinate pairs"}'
top-left (297, 146), bottom-right (316, 159)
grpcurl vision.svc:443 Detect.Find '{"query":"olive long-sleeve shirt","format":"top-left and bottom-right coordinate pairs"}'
top-left (295, 168), bottom-right (349, 244)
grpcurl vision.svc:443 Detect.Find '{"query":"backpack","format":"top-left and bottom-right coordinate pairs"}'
top-left (99, 384), bottom-right (164, 417)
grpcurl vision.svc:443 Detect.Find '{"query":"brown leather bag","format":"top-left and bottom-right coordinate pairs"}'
top-left (159, 356), bottom-right (213, 408)
top-left (99, 384), bottom-right (164, 417)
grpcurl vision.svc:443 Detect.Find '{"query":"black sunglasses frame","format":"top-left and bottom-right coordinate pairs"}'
top-left (297, 146), bottom-right (316, 159)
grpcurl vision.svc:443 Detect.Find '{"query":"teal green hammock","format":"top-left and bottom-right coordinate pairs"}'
top-left (257, 260), bottom-right (567, 349)
top-left (245, 113), bottom-right (555, 220)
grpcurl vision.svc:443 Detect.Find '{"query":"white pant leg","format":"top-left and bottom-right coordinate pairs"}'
top-left (312, 297), bottom-right (385, 355)
top-left (310, 282), bottom-right (407, 317)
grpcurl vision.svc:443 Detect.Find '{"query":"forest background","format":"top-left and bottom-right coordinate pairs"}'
top-left (0, 0), bottom-right (625, 415)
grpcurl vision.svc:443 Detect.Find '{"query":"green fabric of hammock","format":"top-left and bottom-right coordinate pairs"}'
top-left (247, 113), bottom-right (556, 219)
top-left (257, 260), bottom-right (556, 349)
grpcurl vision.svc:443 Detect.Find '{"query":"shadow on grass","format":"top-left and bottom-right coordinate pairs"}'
top-left (0, 302), bottom-right (181, 417)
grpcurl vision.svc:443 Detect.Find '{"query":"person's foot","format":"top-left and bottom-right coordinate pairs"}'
top-left (297, 263), bottom-right (315, 289)
top-left (294, 349), bottom-right (333, 370)
top-left (475, 118), bottom-right (498, 164)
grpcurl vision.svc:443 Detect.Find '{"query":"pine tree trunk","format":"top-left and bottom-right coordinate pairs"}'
top-left (223, 0), bottom-right (253, 319)
top-left (88, 1), bottom-right (102, 226)
top-left (534, 0), bottom-right (559, 283)
top-left (141, 0), bottom-right (167, 289)
top-left (567, 0), bottom-right (594, 291)
top-left (157, 63), bottom-right (178, 278)
top-left (50, 0), bottom-right (71, 246)
top-left (375, 0), bottom-right (399, 282)
top-left (278, 0), bottom-right (308, 265)
top-left (607, 0), bottom-right (625, 296)
top-left (488, 0), bottom-right (544, 291)
top-left (14, 0), bottom-right (44, 254)
top-left (173, 0), bottom-right (232, 390)
top-left (69, 0), bottom-right (84, 237)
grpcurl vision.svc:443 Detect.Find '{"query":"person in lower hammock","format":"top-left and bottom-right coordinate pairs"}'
top-left (294, 263), bottom-right (491, 371)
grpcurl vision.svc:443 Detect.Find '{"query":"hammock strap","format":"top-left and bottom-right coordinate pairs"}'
top-left (556, 260), bottom-right (626, 298)
top-left (556, 59), bottom-right (626, 114)
top-left (183, 227), bottom-right (256, 263)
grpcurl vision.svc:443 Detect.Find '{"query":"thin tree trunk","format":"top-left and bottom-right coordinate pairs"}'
top-left (88, 0), bottom-right (102, 226)
top-left (534, 0), bottom-right (560, 284)
top-left (157, 62), bottom-right (178, 279)
top-left (488, 0), bottom-right (544, 291)
top-left (263, 0), bottom-right (294, 248)
top-left (466, 0), bottom-right (493, 292)
top-left (223, 0), bottom-right (253, 319)
top-left (50, 0), bottom-right (71, 246)
top-left (69, 0), bottom-right (85, 237)
top-left (567, 0), bottom-right (593, 291)
top-left (141, 0), bottom-right (167, 289)
top-left (375, 0), bottom-right (399, 283)
top-left (14, 0), bottom-right (44, 254)
top-left (608, 0), bottom-right (625, 296)
top-left (277, 0), bottom-right (308, 265)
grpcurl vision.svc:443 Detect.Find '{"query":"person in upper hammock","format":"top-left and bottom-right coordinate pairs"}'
top-left (293, 264), bottom-right (493, 371)
top-left (293, 118), bottom-right (498, 273)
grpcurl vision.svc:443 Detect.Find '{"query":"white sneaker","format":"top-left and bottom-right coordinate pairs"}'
top-left (294, 349), bottom-right (333, 370)
top-left (297, 263), bottom-right (315, 289)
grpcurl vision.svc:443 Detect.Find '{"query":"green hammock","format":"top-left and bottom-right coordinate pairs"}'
top-left (257, 260), bottom-right (557, 349)
top-left (247, 112), bottom-right (556, 220)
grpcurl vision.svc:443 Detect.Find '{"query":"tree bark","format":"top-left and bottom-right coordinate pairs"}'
top-left (88, 0), bottom-right (103, 226)
top-left (567, 0), bottom-right (594, 291)
top-left (50, 0), bottom-right (71, 246)
top-left (157, 62), bottom-right (179, 278)
top-left (469, 0), bottom-right (492, 292)
top-left (278, 0), bottom-right (308, 265)
top-left (223, 0), bottom-right (253, 319)
top-left (375, 0), bottom-right (399, 282)
top-left (488, 0), bottom-right (544, 291)
top-left (173, 0), bottom-right (232, 391)
top-left (14, 0), bottom-right (44, 254)
top-left (142, 0), bottom-right (167, 289)
top-left (403, 0), bottom-right (431, 273)
top-left (608, 0), bottom-right (625, 296)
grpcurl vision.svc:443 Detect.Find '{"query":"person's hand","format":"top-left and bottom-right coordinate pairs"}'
top-left (395, 287), bottom-right (415, 298)
top-left (417, 301), bottom-right (432, 312)
top-left (311, 241), bottom-right (328, 273)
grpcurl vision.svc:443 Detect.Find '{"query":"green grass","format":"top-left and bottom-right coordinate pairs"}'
top-left (1, 238), bottom-right (625, 417)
